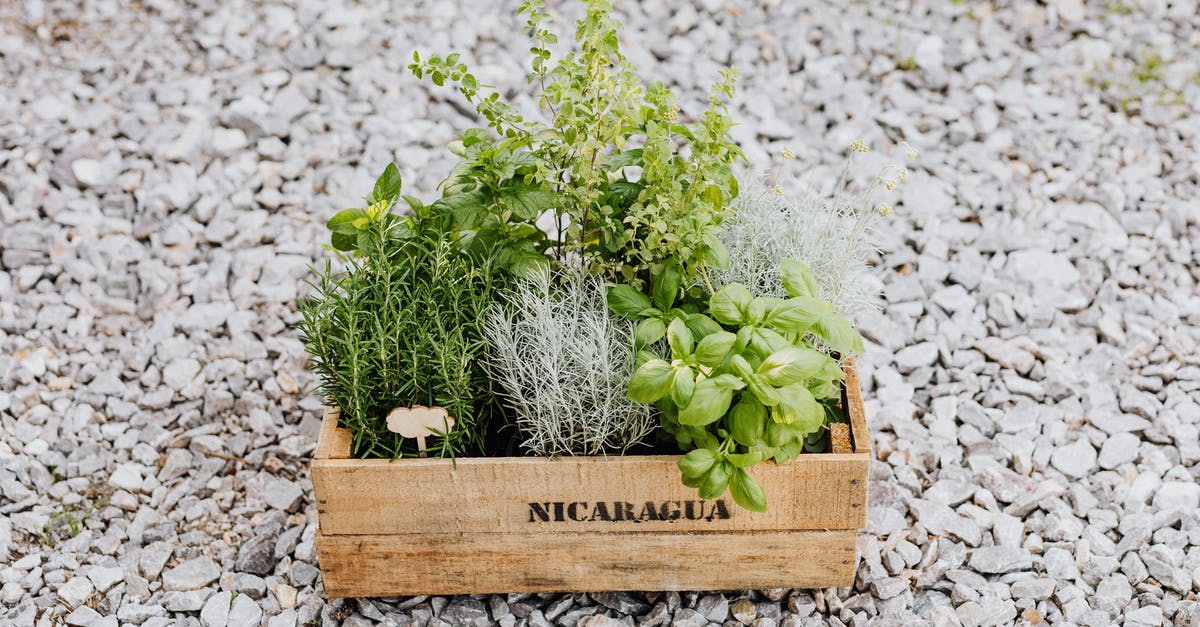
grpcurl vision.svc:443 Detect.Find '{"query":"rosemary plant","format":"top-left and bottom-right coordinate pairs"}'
top-left (297, 166), bottom-right (509, 459)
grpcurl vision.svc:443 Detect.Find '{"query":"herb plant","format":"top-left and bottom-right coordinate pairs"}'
top-left (485, 271), bottom-right (655, 457)
top-left (298, 164), bottom-right (509, 459)
top-left (410, 0), bottom-right (743, 287)
top-left (609, 260), bottom-right (863, 512)
top-left (716, 143), bottom-right (916, 318)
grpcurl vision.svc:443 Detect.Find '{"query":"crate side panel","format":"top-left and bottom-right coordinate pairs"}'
top-left (312, 455), bottom-right (866, 535)
top-left (316, 530), bottom-right (856, 597)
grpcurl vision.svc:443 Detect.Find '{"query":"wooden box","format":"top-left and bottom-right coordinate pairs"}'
top-left (311, 365), bottom-right (871, 597)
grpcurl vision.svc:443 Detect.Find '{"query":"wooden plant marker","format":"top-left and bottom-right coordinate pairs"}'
top-left (385, 406), bottom-right (454, 457)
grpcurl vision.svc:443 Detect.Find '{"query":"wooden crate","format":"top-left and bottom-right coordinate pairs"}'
top-left (311, 363), bottom-right (871, 597)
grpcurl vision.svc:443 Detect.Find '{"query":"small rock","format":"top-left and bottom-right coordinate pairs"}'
top-left (1050, 439), bottom-right (1097, 479)
top-left (57, 575), bottom-right (94, 608)
top-left (228, 592), bottom-right (263, 626)
top-left (162, 556), bottom-right (221, 591)
top-left (1097, 432), bottom-right (1140, 469)
top-left (200, 590), bottom-right (232, 627)
top-left (236, 532), bottom-right (279, 576)
top-left (264, 478), bottom-right (304, 512)
top-left (71, 158), bottom-right (104, 188)
top-left (968, 546), bottom-right (1033, 574)
top-left (730, 598), bottom-right (757, 623)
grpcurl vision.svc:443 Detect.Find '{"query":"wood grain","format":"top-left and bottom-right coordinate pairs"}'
top-left (316, 529), bottom-right (858, 597)
top-left (312, 365), bottom-right (871, 535)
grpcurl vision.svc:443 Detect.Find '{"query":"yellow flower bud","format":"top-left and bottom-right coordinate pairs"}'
top-left (773, 185), bottom-right (784, 197)
top-left (850, 140), bottom-right (869, 153)
top-left (782, 145), bottom-right (795, 160)
top-left (878, 204), bottom-right (893, 216)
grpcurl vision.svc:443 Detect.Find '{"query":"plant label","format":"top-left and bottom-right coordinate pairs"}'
top-left (385, 406), bottom-right (454, 456)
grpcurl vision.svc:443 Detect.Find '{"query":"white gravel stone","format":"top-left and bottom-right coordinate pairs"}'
top-left (57, 575), bottom-right (94, 608)
top-left (0, 1), bottom-right (1197, 625)
top-left (162, 556), bottom-right (221, 592)
top-left (1097, 432), bottom-right (1140, 469)
top-left (1050, 439), bottom-right (1098, 479)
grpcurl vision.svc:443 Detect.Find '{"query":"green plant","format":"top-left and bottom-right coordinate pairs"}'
top-left (38, 500), bottom-right (98, 546)
top-left (485, 271), bottom-right (656, 456)
top-left (410, 0), bottom-right (743, 288)
top-left (298, 164), bottom-right (510, 458)
top-left (714, 139), bottom-right (914, 319)
top-left (609, 260), bottom-right (863, 511)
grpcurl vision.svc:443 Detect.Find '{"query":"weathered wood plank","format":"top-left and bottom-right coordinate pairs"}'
top-left (316, 530), bottom-right (858, 597)
top-left (311, 365), bottom-right (870, 535)
top-left (313, 452), bottom-right (866, 534)
top-left (843, 359), bottom-right (871, 455)
top-left (314, 408), bottom-right (352, 460)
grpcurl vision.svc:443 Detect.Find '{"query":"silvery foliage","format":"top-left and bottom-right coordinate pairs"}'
top-left (485, 271), bottom-right (656, 456)
top-left (713, 176), bottom-right (882, 320)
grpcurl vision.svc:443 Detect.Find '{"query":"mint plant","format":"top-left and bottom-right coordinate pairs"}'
top-left (609, 260), bottom-right (863, 511)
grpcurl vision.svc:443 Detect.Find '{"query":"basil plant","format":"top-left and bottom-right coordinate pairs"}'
top-left (608, 260), bottom-right (863, 512)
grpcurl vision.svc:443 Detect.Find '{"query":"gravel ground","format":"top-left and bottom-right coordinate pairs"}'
top-left (2, 0), bottom-right (1199, 625)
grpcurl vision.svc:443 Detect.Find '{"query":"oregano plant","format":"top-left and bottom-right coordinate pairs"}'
top-left (410, 0), bottom-right (743, 287)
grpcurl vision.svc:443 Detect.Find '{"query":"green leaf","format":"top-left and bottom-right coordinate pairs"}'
top-left (813, 315), bottom-right (865, 356)
top-left (607, 285), bottom-right (653, 318)
top-left (500, 184), bottom-right (556, 221)
top-left (693, 331), bottom-right (736, 368)
top-left (780, 259), bottom-right (819, 298)
top-left (772, 383), bottom-right (825, 432)
top-left (430, 190), bottom-right (488, 229)
top-left (628, 359), bottom-right (674, 403)
top-left (330, 230), bottom-right (358, 252)
top-left (702, 231), bottom-right (730, 270)
top-left (764, 296), bottom-right (826, 335)
top-left (710, 283), bottom-right (753, 325)
top-left (684, 313), bottom-right (723, 339)
top-left (758, 346), bottom-right (836, 387)
top-left (634, 318), bottom-right (666, 349)
top-left (678, 448), bottom-right (717, 479)
top-left (604, 148), bottom-right (643, 168)
top-left (367, 163), bottom-right (402, 205)
top-left (730, 396), bottom-right (766, 447)
top-left (327, 208), bottom-right (367, 234)
top-left (608, 179), bottom-right (643, 207)
top-left (667, 318), bottom-right (694, 358)
top-left (730, 468), bottom-right (767, 512)
top-left (676, 378), bottom-right (734, 426)
top-left (725, 451), bottom-right (763, 468)
top-left (699, 461), bottom-right (733, 500)
top-left (670, 366), bottom-right (696, 407)
top-left (652, 265), bottom-right (683, 311)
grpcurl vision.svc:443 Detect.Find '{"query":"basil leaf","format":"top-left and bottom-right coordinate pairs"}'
top-left (678, 448), bottom-right (717, 479)
top-left (772, 383), bottom-right (825, 432)
top-left (693, 331), bottom-right (736, 368)
top-left (667, 317), bottom-right (694, 358)
top-left (670, 366), bottom-right (696, 408)
top-left (652, 265), bottom-right (683, 311)
top-left (627, 359), bottom-right (674, 403)
top-left (710, 283), bottom-right (752, 325)
top-left (607, 285), bottom-right (653, 318)
top-left (367, 162), bottom-right (402, 205)
top-left (730, 396), bottom-right (767, 447)
top-left (780, 259), bottom-right (819, 298)
top-left (698, 460), bottom-right (733, 500)
top-left (634, 318), bottom-right (666, 349)
top-left (758, 346), bottom-right (835, 387)
top-left (813, 314), bottom-right (865, 356)
top-left (676, 379), bottom-right (734, 426)
top-left (730, 467), bottom-right (767, 512)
